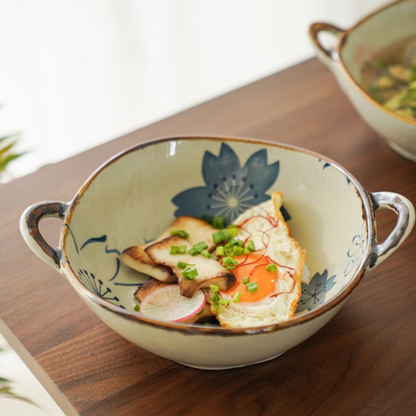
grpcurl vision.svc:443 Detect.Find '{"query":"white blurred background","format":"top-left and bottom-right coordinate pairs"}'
top-left (0, 0), bottom-right (391, 180)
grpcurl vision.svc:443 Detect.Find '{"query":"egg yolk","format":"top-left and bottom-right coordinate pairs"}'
top-left (221, 253), bottom-right (279, 303)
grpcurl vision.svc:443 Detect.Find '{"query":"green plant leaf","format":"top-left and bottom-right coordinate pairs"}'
top-left (0, 385), bottom-right (37, 406)
top-left (0, 134), bottom-right (20, 144)
top-left (0, 377), bottom-right (11, 383)
top-left (0, 130), bottom-right (25, 180)
top-left (0, 142), bottom-right (16, 158)
top-left (0, 152), bottom-right (25, 170)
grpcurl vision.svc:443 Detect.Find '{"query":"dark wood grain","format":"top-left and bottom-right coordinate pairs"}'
top-left (1, 58), bottom-right (415, 416)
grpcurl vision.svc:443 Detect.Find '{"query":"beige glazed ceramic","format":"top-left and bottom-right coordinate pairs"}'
top-left (310, 0), bottom-right (416, 162)
top-left (20, 137), bottom-right (415, 369)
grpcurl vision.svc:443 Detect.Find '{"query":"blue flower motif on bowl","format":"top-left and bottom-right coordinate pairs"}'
top-left (344, 221), bottom-right (366, 278)
top-left (172, 143), bottom-right (284, 222)
top-left (77, 269), bottom-right (125, 309)
top-left (64, 224), bottom-right (143, 306)
top-left (296, 269), bottom-right (337, 313)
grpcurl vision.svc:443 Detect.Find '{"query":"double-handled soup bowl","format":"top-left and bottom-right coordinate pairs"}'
top-left (310, 0), bottom-right (416, 162)
top-left (20, 137), bottom-right (415, 369)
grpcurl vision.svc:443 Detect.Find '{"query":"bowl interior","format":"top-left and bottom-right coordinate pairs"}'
top-left (62, 138), bottom-right (369, 321)
top-left (341, 0), bottom-right (416, 87)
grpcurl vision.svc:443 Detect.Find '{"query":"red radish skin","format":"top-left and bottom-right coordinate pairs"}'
top-left (139, 285), bottom-right (206, 322)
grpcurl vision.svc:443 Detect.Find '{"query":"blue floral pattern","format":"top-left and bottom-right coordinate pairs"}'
top-left (296, 270), bottom-right (337, 313)
top-left (64, 224), bottom-right (143, 308)
top-left (344, 221), bottom-right (366, 278)
top-left (78, 269), bottom-right (125, 309)
top-left (172, 143), bottom-right (281, 222)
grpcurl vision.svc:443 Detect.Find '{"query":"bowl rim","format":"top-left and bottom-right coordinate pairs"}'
top-left (336, 0), bottom-right (416, 127)
top-left (61, 135), bottom-right (374, 335)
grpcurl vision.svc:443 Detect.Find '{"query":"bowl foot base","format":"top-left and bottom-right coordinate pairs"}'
top-left (176, 351), bottom-right (287, 370)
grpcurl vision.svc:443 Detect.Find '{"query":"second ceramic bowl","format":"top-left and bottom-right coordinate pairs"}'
top-left (310, 0), bottom-right (416, 162)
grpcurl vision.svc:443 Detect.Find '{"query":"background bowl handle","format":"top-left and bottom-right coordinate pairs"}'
top-left (309, 22), bottom-right (344, 66)
top-left (20, 201), bottom-right (68, 271)
top-left (369, 192), bottom-right (415, 269)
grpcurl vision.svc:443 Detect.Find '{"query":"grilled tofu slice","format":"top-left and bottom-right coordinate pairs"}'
top-left (123, 245), bottom-right (175, 282)
top-left (122, 216), bottom-right (216, 282)
top-left (146, 236), bottom-right (235, 298)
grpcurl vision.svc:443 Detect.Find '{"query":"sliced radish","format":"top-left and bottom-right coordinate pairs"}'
top-left (140, 285), bottom-right (206, 322)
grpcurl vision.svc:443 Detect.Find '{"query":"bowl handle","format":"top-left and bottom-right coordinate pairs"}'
top-left (309, 23), bottom-right (344, 67)
top-left (369, 192), bottom-right (415, 269)
top-left (20, 201), bottom-right (68, 271)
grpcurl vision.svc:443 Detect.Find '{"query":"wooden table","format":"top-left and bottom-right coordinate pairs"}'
top-left (1, 59), bottom-right (415, 416)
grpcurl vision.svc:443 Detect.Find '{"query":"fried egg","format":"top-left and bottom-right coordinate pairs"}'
top-left (210, 191), bottom-right (306, 328)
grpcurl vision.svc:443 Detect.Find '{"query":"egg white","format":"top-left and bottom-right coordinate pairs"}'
top-left (212, 192), bottom-right (306, 328)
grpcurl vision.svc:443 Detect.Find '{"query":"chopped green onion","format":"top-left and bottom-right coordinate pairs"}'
top-left (243, 246), bottom-right (251, 255)
top-left (189, 248), bottom-right (198, 256)
top-left (228, 237), bottom-right (238, 246)
top-left (265, 263), bottom-right (278, 273)
top-left (242, 276), bottom-right (250, 284)
top-left (170, 230), bottom-right (189, 239)
top-left (236, 240), bottom-right (244, 247)
top-left (177, 261), bottom-right (187, 269)
top-left (223, 255), bottom-right (238, 270)
top-left (178, 245), bottom-right (187, 254)
top-left (247, 283), bottom-right (258, 293)
top-left (170, 246), bottom-right (179, 255)
top-left (227, 224), bottom-right (238, 229)
top-left (224, 248), bottom-right (234, 257)
top-left (211, 254), bottom-right (219, 262)
top-left (232, 292), bottom-right (242, 303)
top-left (247, 240), bottom-right (255, 251)
top-left (212, 292), bottom-right (220, 309)
top-left (197, 309), bottom-right (203, 315)
top-left (182, 267), bottom-right (198, 280)
top-left (212, 216), bottom-right (227, 229)
top-left (233, 246), bottom-right (243, 256)
top-left (246, 281), bottom-right (257, 288)
top-left (219, 298), bottom-right (230, 306)
top-left (223, 256), bottom-right (235, 266)
top-left (193, 241), bottom-right (208, 253)
top-left (216, 246), bottom-right (225, 256)
top-left (212, 229), bottom-right (232, 244)
top-left (210, 284), bottom-right (220, 293)
top-left (376, 59), bottom-right (387, 71)
top-left (201, 250), bottom-right (211, 259)
top-left (228, 227), bottom-right (239, 237)
top-left (134, 304), bottom-right (140, 312)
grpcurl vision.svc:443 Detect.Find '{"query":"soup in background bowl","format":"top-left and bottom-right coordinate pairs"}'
top-left (362, 37), bottom-right (416, 120)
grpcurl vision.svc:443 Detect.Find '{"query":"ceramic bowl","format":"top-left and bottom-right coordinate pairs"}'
top-left (309, 0), bottom-right (416, 162)
top-left (20, 136), bottom-right (415, 369)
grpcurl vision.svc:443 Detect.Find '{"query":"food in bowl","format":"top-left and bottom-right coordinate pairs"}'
top-left (124, 191), bottom-right (306, 328)
top-left (362, 37), bottom-right (416, 119)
